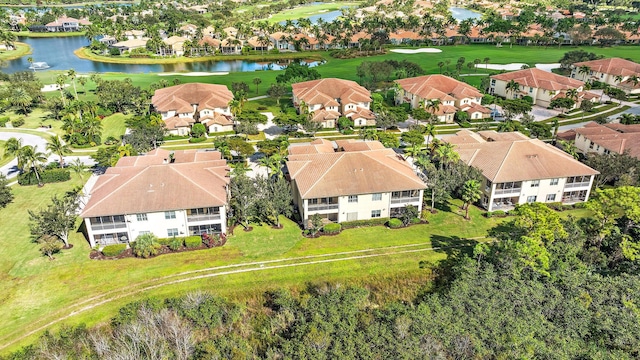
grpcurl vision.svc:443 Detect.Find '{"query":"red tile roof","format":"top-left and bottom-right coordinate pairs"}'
top-left (491, 68), bottom-right (584, 91)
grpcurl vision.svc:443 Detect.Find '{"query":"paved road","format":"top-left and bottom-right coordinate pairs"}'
top-left (0, 131), bottom-right (95, 179)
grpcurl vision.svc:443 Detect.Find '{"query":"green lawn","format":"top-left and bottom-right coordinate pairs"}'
top-left (100, 113), bottom-right (129, 141)
top-left (265, 1), bottom-right (360, 23)
top-left (0, 42), bottom-right (31, 61)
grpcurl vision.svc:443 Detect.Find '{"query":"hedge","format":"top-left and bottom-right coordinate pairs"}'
top-left (0, 116), bottom-right (9, 127)
top-left (184, 236), bottom-right (202, 248)
top-left (323, 223), bottom-right (341, 235)
top-left (102, 244), bottom-right (127, 257)
top-left (388, 218), bottom-right (403, 229)
top-left (341, 218), bottom-right (389, 229)
top-left (11, 118), bottom-right (24, 127)
top-left (17, 168), bottom-right (70, 186)
top-left (189, 137), bottom-right (207, 143)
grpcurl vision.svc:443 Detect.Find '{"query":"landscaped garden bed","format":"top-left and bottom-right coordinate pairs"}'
top-left (91, 234), bottom-right (227, 260)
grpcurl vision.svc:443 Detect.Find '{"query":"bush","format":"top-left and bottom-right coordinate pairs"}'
top-left (0, 116), bottom-right (9, 127)
top-left (388, 218), bottom-right (403, 228)
top-left (573, 202), bottom-right (587, 209)
top-left (169, 237), bottom-right (183, 251)
top-left (323, 223), bottom-right (341, 235)
top-left (102, 244), bottom-right (127, 257)
top-left (561, 204), bottom-right (574, 211)
top-left (484, 211), bottom-right (493, 218)
top-left (104, 136), bottom-right (119, 145)
top-left (189, 136), bottom-right (207, 143)
top-left (132, 234), bottom-right (162, 258)
top-left (492, 210), bottom-right (506, 217)
top-left (184, 236), bottom-right (202, 249)
top-left (17, 168), bottom-right (71, 186)
top-left (164, 134), bottom-right (190, 141)
top-left (11, 118), bottom-right (25, 127)
top-left (341, 218), bottom-right (389, 229)
top-left (410, 217), bottom-right (421, 224)
top-left (546, 202), bottom-right (564, 211)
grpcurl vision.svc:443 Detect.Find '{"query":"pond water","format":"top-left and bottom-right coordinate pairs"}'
top-left (449, 7), bottom-right (483, 22)
top-left (4, 36), bottom-right (318, 74)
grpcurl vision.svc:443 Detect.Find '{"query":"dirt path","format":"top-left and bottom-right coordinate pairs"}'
top-left (0, 238), bottom-right (486, 351)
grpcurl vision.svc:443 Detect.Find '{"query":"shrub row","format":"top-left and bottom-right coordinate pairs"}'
top-left (17, 168), bottom-right (70, 186)
top-left (102, 244), bottom-right (127, 257)
top-left (323, 223), bottom-right (341, 235)
top-left (185, 236), bottom-right (203, 248)
top-left (188, 137), bottom-right (207, 143)
top-left (341, 218), bottom-right (389, 229)
top-left (484, 210), bottom-right (507, 218)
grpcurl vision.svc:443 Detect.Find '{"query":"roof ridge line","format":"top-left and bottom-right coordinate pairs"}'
top-left (492, 141), bottom-right (516, 182)
top-left (301, 153), bottom-right (344, 198)
top-left (362, 150), bottom-right (426, 187)
top-left (81, 168), bottom-right (147, 215)
top-left (173, 165), bottom-right (226, 204)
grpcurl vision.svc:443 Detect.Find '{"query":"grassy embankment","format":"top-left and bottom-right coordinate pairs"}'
top-left (264, 1), bottom-right (360, 24)
top-left (11, 31), bottom-right (85, 38)
top-left (0, 42), bottom-right (31, 61)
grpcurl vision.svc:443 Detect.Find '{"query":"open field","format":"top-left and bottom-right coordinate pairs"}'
top-left (2, 170), bottom-right (600, 352)
top-left (265, 1), bottom-right (360, 23)
top-left (0, 42), bottom-right (31, 61)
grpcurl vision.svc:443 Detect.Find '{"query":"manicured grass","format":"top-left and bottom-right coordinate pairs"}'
top-left (0, 109), bottom-right (62, 136)
top-left (100, 113), bottom-right (129, 141)
top-left (266, 1), bottom-right (360, 23)
top-left (0, 42), bottom-right (31, 61)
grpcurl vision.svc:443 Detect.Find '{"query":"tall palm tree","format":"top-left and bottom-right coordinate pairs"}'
top-left (67, 69), bottom-right (78, 100)
top-left (27, 57), bottom-right (34, 72)
top-left (3, 137), bottom-right (23, 170)
top-left (461, 180), bottom-right (481, 220)
top-left (10, 87), bottom-right (32, 114)
top-left (21, 145), bottom-right (47, 186)
top-left (565, 88), bottom-right (579, 102)
top-left (46, 135), bottom-right (71, 167)
top-left (578, 65), bottom-right (591, 80)
top-left (424, 123), bottom-right (436, 147)
top-left (56, 74), bottom-right (67, 107)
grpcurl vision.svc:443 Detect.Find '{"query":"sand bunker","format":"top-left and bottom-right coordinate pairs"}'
top-left (475, 63), bottom-right (561, 72)
top-left (390, 48), bottom-right (443, 54)
top-left (158, 72), bottom-right (229, 76)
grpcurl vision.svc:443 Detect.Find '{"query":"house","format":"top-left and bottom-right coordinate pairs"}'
top-left (490, 68), bottom-right (586, 108)
top-left (286, 139), bottom-right (426, 226)
top-left (44, 16), bottom-right (91, 32)
top-left (124, 30), bottom-right (145, 40)
top-left (151, 83), bottom-right (234, 135)
top-left (570, 58), bottom-right (640, 94)
top-left (220, 38), bottom-right (242, 54)
top-left (80, 149), bottom-right (230, 248)
top-left (179, 24), bottom-right (198, 39)
top-left (388, 30), bottom-right (423, 45)
top-left (395, 75), bottom-right (490, 123)
top-left (292, 78), bottom-right (375, 128)
top-left (98, 35), bottom-right (117, 46)
top-left (570, 121), bottom-right (640, 159)
top-left (269, 31), bottom-right (295, 51)
top-left (111, 38), bottom-right (148, 54)
top-left (445, 130), bottom-right (599, 212)
top-left (162, 36), bottom-right (188, 56)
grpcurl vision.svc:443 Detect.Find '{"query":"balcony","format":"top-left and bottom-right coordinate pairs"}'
top-left (308, 204), bottom-right (339, 211)
top-left (564, 182), bottom-right (590, 189)
top-left (391, 197), bottom-right (421, 204)
top-left (92, 222), bottom-right (127, 231)
top-left (493, 187), bottom-right (522, 195)
top-left (562, 196), bottom-right (587, 203)
top-left (187, 214), bottom-right (221, 222)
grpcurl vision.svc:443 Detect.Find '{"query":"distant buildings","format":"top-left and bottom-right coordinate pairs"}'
top-left (395, 74), bottom-right (490, 123)
top-left (571, 58), bottom-right (640, 94)
top-left (151, 83), bottom-right (234, 136)
top-left (44, 16), bottom-right (91, 32)
top-left (292, 78), bottom-right (375, 128)
top-left (81, 149), bottom-right (230, 247)
top-left (445, 130), bottom-right (599, 212)
top-left (570, 121), bottom-right (640, 159)
top-left (286, 139), bottom-right (426, 226)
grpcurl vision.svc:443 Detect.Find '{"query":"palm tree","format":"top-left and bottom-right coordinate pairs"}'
top-left (67, 69), bottom-right (78, 100)
top-left (578, 65), bottom-right (591, 81)
top-left (10, 88), bottom-right (32, 114)
top-left (461, 179), bottom-right (481, 220)
top-left (505, 79), bottom-right (520, 99)
top-left (27, 57), bottom-right (34, 72)
top-left (483, 57), bottom-right (490, 69)
top-left (46, 135), bottom-right (71, 167)
top-left (69, 158), bottom-right (87, 179)
top-left (565, 88), bottom-right (579, 102)
top-left (424, 123), bottom-right (436, 147)
top-left (252, 77), bottom-right (262, 94)
top-left (437, 61), bottom-right (445, 74)
top-left (21, 145), bottom-right (47, 186)
top-left (3, 137), bottom-right (23, 170)
top-left (434, 142), bottom-right (459, 170)
top-left (56, 74), bottom-right (67, 107)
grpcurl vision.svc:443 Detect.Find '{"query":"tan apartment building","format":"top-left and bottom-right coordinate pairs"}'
top-left (490, 68), bottom-right (586, 108)
top-left (571, 57), bottom-right (640, 94)
top-left (286, 139), bottom-right (426, 226)
top-left (572, 121), bottom-right (640, 159)
top-left (80, 149), bottom-right (230, 248)
top-left (151, 83), bottom-right (234, 135)
top-left (292, 78), bottom-right (375, 128)
top-left (445, 130), bottom-right (599, 212)
top-left (395, 75), bottom-right (490, 123)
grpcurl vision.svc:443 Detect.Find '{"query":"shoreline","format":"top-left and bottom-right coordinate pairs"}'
top-left (11, 31), bottom-right (85, 38)
top-left (74, 47), bottom-right (326, 65)
top-left (0, 0), bottom-right (135, 7)
top-left (0, 42), bottom-right (31, 61)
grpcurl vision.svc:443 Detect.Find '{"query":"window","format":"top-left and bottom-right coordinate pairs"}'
top-left (136, 213), bottom-right (148, 221)
top-left (139, 231), bottom-right (150, 235)
top-left (485, 180), bottom-right (492, 191)
top-left (348, 195), bottom-right (358, 203)
top-left (372, 193), bottom-right (382, 201)
top-left (546, 194), bottom-right (556, 201)
top-left (531, 180), bottom-right (540, 187)
top-left (527, 196), bottom-right (537, 203)
top-left (589, 141), bottom-right (594, 149)
top-left (167, 228), bottom-right (179, 237)
top-left (371, 210), bottom-right (381, 218)
top-left (164, 211), bottom-right (176, 219)
top-left (550, 178), bottom-right (559, 186)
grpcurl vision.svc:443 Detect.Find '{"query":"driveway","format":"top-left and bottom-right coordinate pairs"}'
top-left (529, 106), bottom-right (561, 121)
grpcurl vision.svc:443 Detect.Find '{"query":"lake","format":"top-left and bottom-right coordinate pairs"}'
top-left (450, 7), bottom-right (483, 22)
top-left (3, 36), bottom-right (318, 74)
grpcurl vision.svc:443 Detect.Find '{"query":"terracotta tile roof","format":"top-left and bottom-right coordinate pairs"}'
top-left (445, 130), bottom-right (598, 182)
top-left (198, 36), bottom-right (221, 47)
top-left (45, 16), bottom-right (91, 27)
top-left (163, 116), bottom-right (195, 130)
top-left (287, 141), bottom-right (426, 198)
top-left (573, 58), bottom-right (640, 77)
top-left (81, 149), bottom-right (229, 217)
top-left (152, 83), bottom-right (233, 113)
top-left (461, 102), bottom-right (491, 115)
top-left (311, 109), bottom-right (341, 123)
top-left (292, 78), bottom-right (371, 107)
top-left (574, 121), bottom-right (640, 158)
top-left (288, 139), bottom-right (335, 155)
top-left (491, 68), bottom-right (584, 91)
top-left (345, 107), bottom-right (375, 120)
top-left (395, 75), bottom-right (483, 102)
top-left (389, 30), bottom-right (423, 40)
top-left (201, 113), bottom-right (233, 126)
top-left (163, 36), bottom-right (187, 46)
top-left (336, 139), bottom-right (385, 152)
